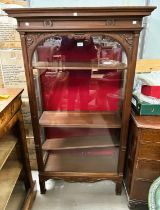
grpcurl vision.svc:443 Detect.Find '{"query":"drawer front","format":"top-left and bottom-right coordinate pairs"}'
top-left (138, 142), bottom-right (160, 160)
top-left (0, 97), bottom-right (21, 129)
top-left (19, 19), bottom-right (142, 31)
top-left (141, 129), bottom-right (160, 143)
top-left (131, 180), bottom-right (152, 201)
top-left (135, 159), bottom-right (160, 181)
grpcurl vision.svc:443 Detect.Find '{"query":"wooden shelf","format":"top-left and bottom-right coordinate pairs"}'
top-left (33, 61), bottom-right (127, 70)
top-left (39, 111), bottom-right (121, 128)
top-left (6, 181), bottom-right (26, 210)
top-left (0, 136), bottom-right (17, 170)
top-left (0, 161), bottom-right (22, 210)
top-left (42, 134), bottom-right (119, 151)
top-left (45, 148), bottom-right (118, 173)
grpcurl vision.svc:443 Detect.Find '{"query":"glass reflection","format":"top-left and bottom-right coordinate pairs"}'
top-left (33, 34), bottom-right (127, 112)
top-left (32, 34), bottom-right (128, 171)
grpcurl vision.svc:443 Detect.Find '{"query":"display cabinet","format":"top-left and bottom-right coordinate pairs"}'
top-left (5, 6), bottom-right (155, 194)
top-left (0, 88), bottom-right (36, 209)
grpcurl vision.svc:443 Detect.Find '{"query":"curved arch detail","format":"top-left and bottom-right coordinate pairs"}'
top-left (26, 32), bottom-right (133, 67)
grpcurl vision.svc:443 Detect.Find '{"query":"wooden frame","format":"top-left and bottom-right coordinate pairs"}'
top-left (5, 6), bottom-right (156, 195)
top-left (124, 114), bottom-right (160, 208)
top-left (0, 88), bottom-right (36, 209)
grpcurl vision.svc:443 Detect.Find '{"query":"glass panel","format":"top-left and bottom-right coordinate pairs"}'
top-left (32, 34), bottom-right (128, 173)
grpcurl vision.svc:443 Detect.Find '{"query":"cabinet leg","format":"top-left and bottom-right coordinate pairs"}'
top-left (39, 179), bottom-right (46, 194)
top-left (115, 182), bottom-right (122, 195)
top-left (21, 170), bottom-right (30, 191)
top-left (24, 178), bottom-right (30, 191)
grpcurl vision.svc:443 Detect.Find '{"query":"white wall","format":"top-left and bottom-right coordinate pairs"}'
top-left (143, 0), bottom-right (160, 58)
top-left (30, 0), bottom-right (146, 7)
top-left (30, 0), bottom-right (159, 59)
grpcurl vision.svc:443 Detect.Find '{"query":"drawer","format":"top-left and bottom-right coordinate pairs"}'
top-left (0, 97), bottom-right (21, 129)
top-left (19, 19), bottom-right (142, 30)
top-left (138, 142), bottom-right (160, 160)
top-left (135, 159), bottom-right (160, 181)
top-left (131, 180), bottom-right (152, 201)
top-left (141, 129), bottom-right (160, 143)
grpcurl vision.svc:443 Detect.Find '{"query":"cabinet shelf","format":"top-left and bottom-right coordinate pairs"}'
top-left (0, 161), bottom-right (22, 210)
top-left (33, 61), bottom-right (127, 71)
top-left (39, 111), bottom-right (121, 128)
top-left (0, 136), bottom-right (17, 170)
top-left (4, 5), bottom-right (155, 195)
top-left (45, 148), bottom-right (118, 173)
top-left (42, 135), bottom-right (119, 151)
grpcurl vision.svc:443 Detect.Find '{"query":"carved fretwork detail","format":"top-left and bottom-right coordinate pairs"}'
top-left (119, 33), bottom-right (134, 50)
top-left (25, 32), bottom-right (133, 60)
top-left (43, 19), bottom-right (54, 27)
top-left (42, 176), bottom-right (116, 183)
top-left (26, 34), bottom-right (35, 48)
top-left (54, 177), bottom-right (108, 182)
top-left (26, 32), bottom-right (93, 50)
top-left (105, 19), bottom-right (116, 26)
top-left (68, 33), bottom-right (91, 40)
top-left (26, 33), bottom-right (55, 49)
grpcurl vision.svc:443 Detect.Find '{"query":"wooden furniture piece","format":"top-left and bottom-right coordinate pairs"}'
top-left (0, 88), bottom-right (36, 210)
top-left (136, 59), bottom-right (160, 72)
top-left (148, 177), bottom-right (160, 210)
top-left (124, 113), bottom-right (160, 208)
top-left (5, 6), bottom-right (156, 194)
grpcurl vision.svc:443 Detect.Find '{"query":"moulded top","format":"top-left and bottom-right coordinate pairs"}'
top-left (4, 6), bottom-right (156, 18)
top-left (132, 113), bottom-right (160, 129)
top-left (0, 88), bottom-right (23, 113)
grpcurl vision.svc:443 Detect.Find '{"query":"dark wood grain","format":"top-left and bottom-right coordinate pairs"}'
top-left (4, 6), bottom-right (156, 18)
top-left (135, 159), bottom-right (160, 181)
top-left (42, 134), bottom-right (119, 151)
top-left (45, 148), bottom-right (118, 173)
top-left (131, 180), bottom-right (152, 202)
top-left (5, 6), bottom-right (156, 194)
top-left (0, 88), bottom-right (23, 113)
top-left (140, 129), bottom-right (160, 143)
top-left (138, 142), bottom-right (160, 160)
top-left (39, 111), bottom-right (121, 128)
top-left (132, 114), bottom-right (160, 129)
top-left (124, 114), bottom-right (160, 207)
top-left (33, 61), bottom-right (127, 70)
top-left (0, 97), bottom-right (21, 131)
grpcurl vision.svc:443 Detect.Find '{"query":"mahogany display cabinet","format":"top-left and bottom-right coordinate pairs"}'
top-left (5, 6), bottom-right (156, 194)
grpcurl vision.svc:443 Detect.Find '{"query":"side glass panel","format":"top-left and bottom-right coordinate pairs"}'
top-left (32, 34), bottom-right (127, 173)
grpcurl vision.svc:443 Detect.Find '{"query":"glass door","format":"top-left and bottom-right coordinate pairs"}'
top-left (32, 34), bottom-right (128, 174)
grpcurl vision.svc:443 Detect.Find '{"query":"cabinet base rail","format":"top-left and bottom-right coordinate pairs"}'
top-left (38, 172), bottom-right (123, 195)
